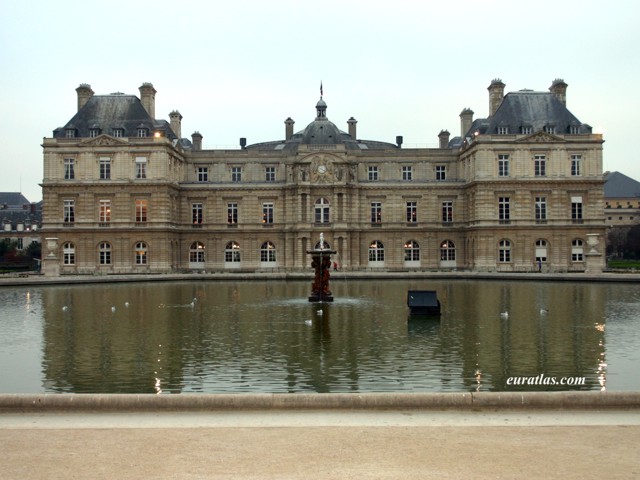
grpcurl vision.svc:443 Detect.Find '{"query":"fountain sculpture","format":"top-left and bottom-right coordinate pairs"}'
top-left (307, 233), bottom-right (336, 302)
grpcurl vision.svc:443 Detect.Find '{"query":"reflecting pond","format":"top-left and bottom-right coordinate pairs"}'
top-left (1, 279), bottom-right (639, 394)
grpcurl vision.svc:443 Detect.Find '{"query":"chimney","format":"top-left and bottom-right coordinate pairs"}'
top-left (191, 131), bottom-right (203, 151)
top-left (347, 117), bottom-right (357, 139)
top-left (169, 110), bottom-right (182, 138)
top-left (487, 78), bottom-right (505, 116)
top-left (438, 130), bottom-right (450, 149)
top-left (139, 82), bottom-right (157, 118)
top-left (396, 136), bottom-right (403, 148)
top-left (284, 117), bottom-right (295, 140)
top-left (239, 137), bottom-right (247, 149)
top-left (76, 83), bottom-right (94, 111)
top-left (549, 78), bottom-right (568, 106)
top-left (459, 108), bottom-right (474, 136)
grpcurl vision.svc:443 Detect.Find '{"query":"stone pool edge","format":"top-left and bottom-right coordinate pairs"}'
top-left (1, 392), bottom-right (639, 412)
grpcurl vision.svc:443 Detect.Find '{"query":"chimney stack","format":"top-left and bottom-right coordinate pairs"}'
top-left (347, 117), bottom-right (357, 139)
top-left (284, 117), bottom-right (295, 140)
top-left (549, 78), bottom-right (568, 106)
top-left (459, 108), bottom-right (474, 136)
top-left (438, 130), bottom-right (451, 149)
top-left (139, 82), bottom-right (157, 118)
top-left (396, 136), bottom-right (403, 148)
top-left (76, 83), bottom-right (94, 111)
top-left (169, 110), bottom-right (182, 138)
top-left (191, 131), bottom-right (203, 151)
top-left (487, 78), bottom-right (505, 116)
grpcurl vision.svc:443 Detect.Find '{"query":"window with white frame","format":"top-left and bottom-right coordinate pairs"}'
top-left (189, 241), bottom-right (205, 264)
top-left (135, 199), bottom-right (148, 223)
top-left (135, 157), bottom-right (147, 179)
top-left (197, 167), bottom-right (208, 182)
top-left (99, 242), bottom-right (112, 265)
top-left (368, 166), bottom-right (379, 181)
top-left (572, 239), bottom-right (584, 261)
top-left (440, 240), bottom-right (456, 261)
top-left (402, 166), bottom-right (412, 181)
top-left (571, 196), bottom-right (583, 222)
top-left (571, 154), bottom-right (582, 176)
top-left (262, 203), bottom-right (274, 224)
top-left (135, 242), bottom-right (148, 265)
top-left (63, 199), bottom-right (75, 223)
top-left (370, 202), bottom-right (382, 223)
top-left (137, 128), bottom-right (148, 138)
top-left (534, 155), bottom-right (546, 177)
top-left (520, 126), bottom-right (532, 135)
top-left (227, 202), bottom-right (238, 224)
top-left (406, 201), bottom-right (417, 223)
top-left (231, 166), bottom-right (242, 182)
top-left (498, 197), bottom-right (510, 223)
top-left (498, 239), bottom-right (511, 262)
top-left (225, 241), bottom-right (241, 263)
top-left (498, 154), bottom-right (510, 177)
top-left (265, 166), bottom-right (276, 182)
top-left (442, 201), bottom-right (453, 223)
top-left (99, 199), bottom-right (111, 223)
top-left (535, 239), bottom-right (548, 262)
top-left (99, 157), bottom-right (111, 180)
top-left (436, 165), bottom-right (446, 181)
top-left (497, 126), bottom-right (509, 135)
top-left (368, 240), bottom-right (385, 262)
top-left (260, 241), bottom-right (276, 263)
top-left (63, 242), bottom-right (75, 265)
top-left (112, 128), bottom-right (124, 138)
top-left (314, 198), bottom-right (330, 223)
top-left (192, 203), bottom-right (203, 224)
top-left (544, 125), bottom-right (556, 134)
top-left (64, 158), bottom-right (75, 180)
top-left (404, 240), bottom-right (420, 261)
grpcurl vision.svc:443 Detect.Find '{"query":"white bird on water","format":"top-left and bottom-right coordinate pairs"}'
top-left (317, 309), bottom-right (323, 316)
top-left (540, 308), bottom-right (548, 314)
top-left (500, 311), bottom-right (509, 319)
top-left (304, 319), bottom-right (312, 326)
top-left (124, 302), bottom-right (130, 308)
top-left (62, 306), bottom-right (69, 312)
top-left (111, 306), bottom-right (116, 313)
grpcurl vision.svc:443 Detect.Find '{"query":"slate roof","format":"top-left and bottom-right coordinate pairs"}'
top-left (0, 192), bottom-right (31, 209)
top-left (467, 90), bottom-right (592, 137)
top-left (53, 94), bottom-right (178, 140)
top-left (604, 171), bottom-right (640, 198)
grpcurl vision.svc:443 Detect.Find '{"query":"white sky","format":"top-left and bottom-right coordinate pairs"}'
top-left (1, 0), bottom-right (638, 202)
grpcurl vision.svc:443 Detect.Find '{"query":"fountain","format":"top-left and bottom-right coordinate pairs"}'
top-left (307, 233), bottom-right (337, 302)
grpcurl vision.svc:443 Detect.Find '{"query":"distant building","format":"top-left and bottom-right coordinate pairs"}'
top-left (41, 79), bottom-right (606, 276)
top-left (0, 192), bottom-right (41, 252)
top-left (604, 171), bottom-right (640, 226)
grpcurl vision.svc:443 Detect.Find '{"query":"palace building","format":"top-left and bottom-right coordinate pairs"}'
top-left (41, 79), bottom-right (606, 275)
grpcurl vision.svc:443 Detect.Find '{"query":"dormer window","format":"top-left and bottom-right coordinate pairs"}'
top-left (543, 125), bottom-right (556, 134)
top-left (89, 128), bottom-right (101, 138)
top-left (65, 128), bottom-right (76, 138)
top-left (137, 128), bottom-right (148, 138)
top-left (569, 125), bottom-right (580, 134)
top-left (520, 126), bottom-right (532, 135)
top-left (112, 128), bottom-right (125, 138)
top-left (497, 126), bottom-right (509, 135)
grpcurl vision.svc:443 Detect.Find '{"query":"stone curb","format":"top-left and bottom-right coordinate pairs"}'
top-left (1, 392), bottom-right (639, 412)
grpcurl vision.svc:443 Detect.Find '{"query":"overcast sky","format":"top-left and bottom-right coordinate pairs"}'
top-left (1, 0), bottom-right (638, 202)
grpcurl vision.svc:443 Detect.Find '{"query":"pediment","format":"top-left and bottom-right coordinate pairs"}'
top-left (516, 131), bottom-right (564, 143)
top-left (80, 134), bottom-right (128, 146)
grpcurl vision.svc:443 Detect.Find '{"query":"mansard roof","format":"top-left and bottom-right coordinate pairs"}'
top-left (0, 192), bottom-right (31, 208)
top-left (53, 94), bottom-right (178, 140)
top-left (470, 90), bottom-right (592, 136)
top-left (604, 171), bottom-right (640, 199)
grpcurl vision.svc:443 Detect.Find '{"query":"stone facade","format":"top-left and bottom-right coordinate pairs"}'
top-left (41, 80), bottom-right (606, 275)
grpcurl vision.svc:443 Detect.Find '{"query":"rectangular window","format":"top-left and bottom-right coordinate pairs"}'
top-left (534, 155), bottom-right (546, 177)
top-left (442, 201), bottom-right (453, 223)
top-left (498, 197), bottom-right (510, 223)
top-left (521, 126), bottom-right (532, 135)
top-left (368, 166), bottom-right (379, 182)
top-left (231, 166), bottom-right (242, 182)
top-left (135, 199), bottom-right (148, 223)
top-left (99, 157), bottom-right (111, 180)
top-left (89, 129), bottom-right (99, 138)
top-left (571, 154), bottom-right (582, 176)
top-left (402, 166), bottom-right (412, 181)
top-left (113, 129), bottom-right (124, 138)
top-left (497, 126), bottom-right (509, 135)
top-left (265, 166), bottom-right (276, 182)
top-left (63, 200), bottom-right (75, 223)
top-left (197, 167), bottom-right (208, 182)
top-left (64, 158), bottom-right (75, 180)
top-left (571, 196), bottom-right (583, 222)
top-left (498, 154), bottom-right (510, 177)
top-left (135, 157), bottom-right (147, 179)
top-left (371, 202), bottom-right (382, 223)
top-left (227, 202), bottom-right (238, 224)
top-left (544, 126), bottom-right (556, 134)
top-left (137, 128), bottom-right (147, 138)
top-left (406, 201), bottom-right (417, 223)
top-left (192, 203), bottom-right (203, 224)
top-left (570, 125), bottom-right (580, 135)
top-left (262, 203), bottom-right (274, 224)
top-left (99, 199), bottom-right (111, 223)
top-left (535, 196), bottom-right (547, 221)
top-left (436, 165), bottom-right (446, 181)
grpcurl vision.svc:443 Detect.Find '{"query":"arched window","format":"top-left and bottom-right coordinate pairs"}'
top-left (260, 241), bottom-right (276, 263)
top-left (189, 241), bottom-right (205, 266)
top-left (498, 239), bottom-right (511, 262)
top-left (225, 241), bottom-right (241, 263)
top-left (440, 240), bottom-right (456, 261)
top-left (135, 242), bottom-right (148, 265)
top-left (99, 242), bottom-right (111, 265)
top-left (368, 240), bottom-right (385, 262)
top-left (535, 239), bottom-right (548, 263)
top-left (314, 198), bottom-right (330, 224)
top-left (572, 239), bottom-right (584, 262)
top-left (63, 242), bottom-right (75, 265)
top-left (404, 240), bottom-right (420, 262)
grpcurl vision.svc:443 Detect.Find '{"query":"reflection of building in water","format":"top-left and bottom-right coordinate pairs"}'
top-left (42, 79), bottom-right (605, 276)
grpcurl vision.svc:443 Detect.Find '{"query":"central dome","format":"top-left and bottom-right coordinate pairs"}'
top-left (299, 97), bottom-right (348, 145)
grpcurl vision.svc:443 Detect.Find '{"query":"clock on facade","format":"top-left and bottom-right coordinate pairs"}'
top-left (317, 165), bottom-right (327, 174)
